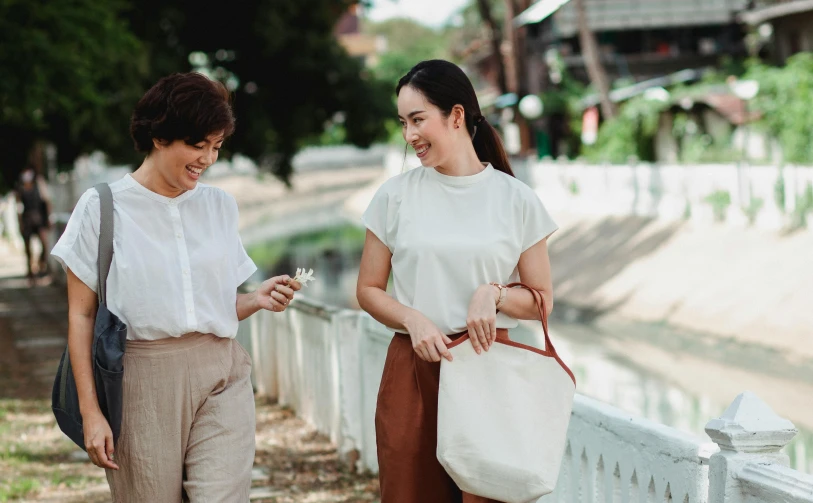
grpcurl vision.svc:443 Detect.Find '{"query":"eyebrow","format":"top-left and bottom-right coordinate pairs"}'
top-left (398, 110), bottom-right (426, 120)
top-left (199, 137), bottom-right (225, 144)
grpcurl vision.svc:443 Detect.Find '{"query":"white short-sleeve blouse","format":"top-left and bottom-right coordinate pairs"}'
top-left (51, 174), bottom-right (257, 341)
top-left (361, 164), bottom-right (558, 335)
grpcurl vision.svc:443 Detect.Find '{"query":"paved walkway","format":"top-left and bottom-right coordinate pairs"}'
top-left (0, 240), bottom-right (68, 401)
top-left (0, 239), bottom-right (379, 502)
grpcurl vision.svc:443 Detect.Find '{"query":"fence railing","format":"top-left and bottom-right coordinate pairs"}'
top-left (237, 296), bottom-right (813, 502)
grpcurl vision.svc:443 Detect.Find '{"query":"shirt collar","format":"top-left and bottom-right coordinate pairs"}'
top-left (123, 173), bottom-right (201, 205)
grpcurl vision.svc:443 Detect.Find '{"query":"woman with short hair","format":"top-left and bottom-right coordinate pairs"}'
top-left (52, 72), bottom-right (301, 502)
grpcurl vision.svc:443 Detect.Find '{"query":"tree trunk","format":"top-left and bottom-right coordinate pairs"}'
top-left (504, 0), bottom-right (533, 152)
top-left (575, 0), bottom-right (616, 119)
top-left (506, 0), bottom-right (531, 96)
top-left (476, 0), bottom-right (508, 95)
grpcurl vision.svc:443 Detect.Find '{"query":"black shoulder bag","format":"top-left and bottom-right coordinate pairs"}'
top-left (52, 183), bottom-right (127, 450)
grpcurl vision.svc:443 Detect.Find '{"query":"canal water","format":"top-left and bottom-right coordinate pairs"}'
top-left (248, 226), bottom-right (813, 474)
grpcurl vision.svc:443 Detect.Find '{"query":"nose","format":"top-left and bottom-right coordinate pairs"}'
top-left (199, 147), bottom-right (216, 166)
top-left (404, 123), bottom-right (419, 144)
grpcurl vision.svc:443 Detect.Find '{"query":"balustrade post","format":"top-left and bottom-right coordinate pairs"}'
top-left (705, 391), bottom-right (797, 503)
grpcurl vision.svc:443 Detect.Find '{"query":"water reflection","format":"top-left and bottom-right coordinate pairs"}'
top-left (511, 321), bottom-right (813, 474)
top-left (248, 225), bottom-right (364, 309)
top-left (249, 234), bottom-right (813, 474)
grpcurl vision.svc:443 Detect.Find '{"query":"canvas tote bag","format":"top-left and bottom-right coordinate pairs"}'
top-left (437, 283), bottom-right (576, 503)
top-left (52, 183), bottom-right (127, 450)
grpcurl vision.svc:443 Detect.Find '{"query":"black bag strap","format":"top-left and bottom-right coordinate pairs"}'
top-left (94, 183), bottom-right (114, 306)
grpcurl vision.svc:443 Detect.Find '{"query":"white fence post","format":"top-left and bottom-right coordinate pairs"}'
top-left (705, 391), bottom-right (798, 503)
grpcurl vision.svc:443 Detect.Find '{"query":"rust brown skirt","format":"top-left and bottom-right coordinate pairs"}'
top-left (375, 330), bottom-right (509, 503)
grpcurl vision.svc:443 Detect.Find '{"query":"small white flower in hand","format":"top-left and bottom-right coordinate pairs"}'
top-left (293, 268), bottom-right (315, 287)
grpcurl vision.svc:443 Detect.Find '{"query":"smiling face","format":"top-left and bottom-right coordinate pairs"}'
top-left (151, 133), bottom-right (224, 192)
top-left (397, 85), bottom-right (459, 168)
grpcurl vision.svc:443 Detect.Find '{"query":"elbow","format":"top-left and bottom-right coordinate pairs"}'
top-left (356, 284), bottom-right (384, 314)
top-left (538, 293), bottom-right (553, 320)
top-left (356, 285), bottom-right (370, 313)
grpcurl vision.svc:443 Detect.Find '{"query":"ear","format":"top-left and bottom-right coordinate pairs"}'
top-left (152, 137), bottom-right (169, 151)
top-left (449, 105), bottom-right (466, 127)
top-left (450, 105), bottom-right (466, 127)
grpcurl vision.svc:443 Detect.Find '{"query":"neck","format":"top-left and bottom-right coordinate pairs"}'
top-left (132, 157), bottom-right (186, 198)
top-left (434, 142), bottom-right (484, 177)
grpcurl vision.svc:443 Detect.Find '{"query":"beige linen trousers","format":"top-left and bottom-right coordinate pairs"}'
top-left (105, 332), bottom-right (255, 502)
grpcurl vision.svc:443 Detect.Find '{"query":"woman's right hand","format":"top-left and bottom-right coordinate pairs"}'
top-left (83, 410), bottom-right (119, 470)
top-left (404, 312), bottom-right (453, 362)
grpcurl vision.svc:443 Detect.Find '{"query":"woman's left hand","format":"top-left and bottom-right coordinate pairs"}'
top-left (466, 284), bottom-right (500, 354)
top-left (256, 275), bottom-right (302, 312)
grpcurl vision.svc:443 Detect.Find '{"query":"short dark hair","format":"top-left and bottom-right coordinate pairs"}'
top-left (130, 72), bottom-right (236, 153)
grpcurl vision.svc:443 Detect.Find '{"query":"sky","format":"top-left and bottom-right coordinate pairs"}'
top-left (363, 0), bottom-right (471, 28)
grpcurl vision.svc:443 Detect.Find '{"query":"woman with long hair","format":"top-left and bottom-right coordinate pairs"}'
top-left (357, 60), bottom-right (559, 502)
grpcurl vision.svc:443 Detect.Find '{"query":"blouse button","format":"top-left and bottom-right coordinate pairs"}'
top-left (176, 233), bottom-right (182, 239)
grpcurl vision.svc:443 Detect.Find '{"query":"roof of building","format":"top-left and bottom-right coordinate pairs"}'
top-left (516, 0), bottom-right (749, 37)
top-left (738, 0), bottom-right (813, 25)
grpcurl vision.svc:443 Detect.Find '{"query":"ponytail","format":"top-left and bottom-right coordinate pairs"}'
top-left (471, 117), bottom-right (514, 178)
top-left (397, 60), bottom-right (516, 178)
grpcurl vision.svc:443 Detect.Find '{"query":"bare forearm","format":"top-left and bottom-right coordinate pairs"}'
top-left (236, 291), bottom-right (260, 321)
top-left (67, 313), bottom-right (100, 417)
top-left (498, 286), bottom-right (553, 321)
top-left (358, 286), bottom-right (419, 332)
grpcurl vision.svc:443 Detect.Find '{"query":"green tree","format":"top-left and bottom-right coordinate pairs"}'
top-left (125, 0), bottom-right (393, 184)
top-left (746, 53), bottom-right (813, 164)
top-left (363, 18), bottom-right (452, 85)
top-left (0, 0), bottom-right (145, 191)
top-left (0, 0), bottom-right (393, 191)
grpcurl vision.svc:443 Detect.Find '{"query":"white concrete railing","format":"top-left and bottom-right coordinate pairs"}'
top-left (237, 297), bottom-right (391, 472)
top-left (237, 295), bottom-right (813, 502)
top-left (524, 160), bottom-right (813, 231)
top-left (706, 392), bottom-right (813, 503)
top-left (541, 395), bottom-right (715, 503)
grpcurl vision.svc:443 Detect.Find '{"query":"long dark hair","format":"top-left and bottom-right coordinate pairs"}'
top-left (396, 60), bottom-right (514, 177)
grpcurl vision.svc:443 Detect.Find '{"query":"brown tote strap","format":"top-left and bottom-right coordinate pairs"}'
top-left (505, 282), bottom-right (556, 355)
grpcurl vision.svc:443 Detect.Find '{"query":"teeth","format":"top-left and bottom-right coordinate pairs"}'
top-left (416, 145), bottom-right (429, 155)
top-left (187, 166), bottom-right (203, 174)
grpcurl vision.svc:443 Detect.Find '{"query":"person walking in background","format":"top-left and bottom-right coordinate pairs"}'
top-left (51, 72), bottom-right (302, 502)
top-left (14, 165), bottom-right (52, 282)
top-left (356, 60), bottom-right (559, 503)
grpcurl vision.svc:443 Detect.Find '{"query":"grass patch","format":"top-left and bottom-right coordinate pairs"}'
top-left (0, 446), bottom-right (38, 465)
top-left (50, 472), bottom-right (95, 488)
top-left (0, 477), bottom-right (40, 502)
top-left (0, 399), bottom-right (50, 416)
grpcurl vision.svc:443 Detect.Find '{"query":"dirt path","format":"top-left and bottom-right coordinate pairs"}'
top-left (0, 241), bottom-right (379, 503)
top-left (0, 398), bottom-right (380, 502)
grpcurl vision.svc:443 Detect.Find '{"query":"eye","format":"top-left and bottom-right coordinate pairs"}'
top-left (193, 144), bottom-right (204, 150)
top-left (413, 118), bottom-right (423, 124)
top-left (399, 121), bottom-right (406, 128)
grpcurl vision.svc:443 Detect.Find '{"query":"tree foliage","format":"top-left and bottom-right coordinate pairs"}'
top-left (450, 0), bottom-right (505, 59)
top-left (0, 0), bottom-right (393, 191)
top-left (363, 18), bottom-right (453, 86)
top-left (0, 0), bottom-right (145, 191)
top-left (746, 53), bottom-right (813, 164)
